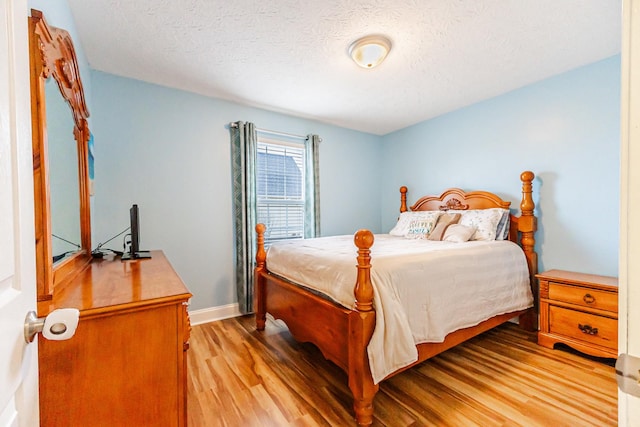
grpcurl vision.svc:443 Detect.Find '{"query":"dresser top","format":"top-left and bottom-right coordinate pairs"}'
top-left (536, 269), bottom-right (618, 290)
top-left (43, 250), bottom-right (192, 317)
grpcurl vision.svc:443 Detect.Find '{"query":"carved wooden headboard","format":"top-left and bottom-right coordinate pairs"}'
top-left (404, 187), bottom-right (512, 212)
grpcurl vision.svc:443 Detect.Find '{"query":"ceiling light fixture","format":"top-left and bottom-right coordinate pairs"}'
top-left (348, 35), bottom-right (392, 69)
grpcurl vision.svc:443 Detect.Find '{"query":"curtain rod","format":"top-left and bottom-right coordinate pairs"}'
top-left (229, 122), bottom-right (308, 141)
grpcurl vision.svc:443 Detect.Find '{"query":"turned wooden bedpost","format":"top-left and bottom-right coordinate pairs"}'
top-left (349, 229), bottom-right (379, 426)
top-left (518, 171), bottom-right (538, 331)
top-left (255, 223), bottom-right (267, 331)
top-left (354, 230), bottom-right (375, 312)
top-left (399, 186), bottom-right (408, 213)
top-left (519, 171), bottom-right (538, 279)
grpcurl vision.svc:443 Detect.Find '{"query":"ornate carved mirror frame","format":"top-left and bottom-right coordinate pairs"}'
top-left (29, 9), bottom-right (92, 308)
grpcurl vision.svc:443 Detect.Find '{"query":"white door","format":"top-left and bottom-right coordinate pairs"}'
top-left (620, 1), bottom-right (640, 425)
top-left (0, 0), bottom-right (39, 426)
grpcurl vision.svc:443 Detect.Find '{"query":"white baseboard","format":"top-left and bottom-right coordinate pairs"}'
top-left (189, 303), bottom-right (242, 326)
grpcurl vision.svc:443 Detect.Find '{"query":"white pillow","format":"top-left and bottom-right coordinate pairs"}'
top-left (453, 208), bottom-right (506, 241)
top-left (389, 211), bottom-right (442, 237)
top-left (442, 224), bottom-right (476, 243)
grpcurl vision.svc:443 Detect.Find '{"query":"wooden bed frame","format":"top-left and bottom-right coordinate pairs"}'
top-left (254, 171), bottom-right (538, 426)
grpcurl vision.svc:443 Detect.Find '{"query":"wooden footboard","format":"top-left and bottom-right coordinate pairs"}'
top-left (255, 226), bottom-right (379, 425)
top-left (254, 171), bottom-right (537, 426)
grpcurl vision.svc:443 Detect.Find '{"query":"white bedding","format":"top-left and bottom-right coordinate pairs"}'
top-left (266, 234), bottom-right (534, 384)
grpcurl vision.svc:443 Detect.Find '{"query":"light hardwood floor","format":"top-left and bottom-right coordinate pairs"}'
top-left (187, 315), bottom-right (617, 426)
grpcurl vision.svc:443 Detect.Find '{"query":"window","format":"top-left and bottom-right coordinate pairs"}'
top-left (230, 121), bottom-right (319, 313)
top-left (256, 137), bottom-right (305, 246)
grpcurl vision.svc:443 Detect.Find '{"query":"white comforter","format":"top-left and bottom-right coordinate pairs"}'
top-left (266, 234), bottom-right (533, 384)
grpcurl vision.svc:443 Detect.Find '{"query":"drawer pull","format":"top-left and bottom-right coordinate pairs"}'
top-left (583, 293), bottom-right (596, 304)
top-left (578, 324), bottom-right (598, 335)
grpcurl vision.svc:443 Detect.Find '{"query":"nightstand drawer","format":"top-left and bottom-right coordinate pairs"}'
top-left (548, 282), bottom-right (617, 313)
top-left (549, 306), bottom-right (617, 350)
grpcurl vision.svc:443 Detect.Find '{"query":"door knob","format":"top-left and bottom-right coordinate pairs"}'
top-left (24, 308), bottom-right (79, 343)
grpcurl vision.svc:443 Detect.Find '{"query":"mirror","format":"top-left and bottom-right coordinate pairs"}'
top-left (46, 78), bottom-right (82, 262)
top-left (29, 9), bottom-right (92, 308)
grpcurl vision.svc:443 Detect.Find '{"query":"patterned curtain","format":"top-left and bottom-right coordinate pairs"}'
top-left (230, 121), bottom-right (257, 314)
top-left (305, 134), bottom-right (321, 238)
top-left (231, 126), bottom-right (320, 313)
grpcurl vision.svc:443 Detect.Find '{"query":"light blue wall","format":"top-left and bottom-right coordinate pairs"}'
top-left (380, 56), bottom-right (621, 277)
top-left (89, 71), bottom-right (382, 310)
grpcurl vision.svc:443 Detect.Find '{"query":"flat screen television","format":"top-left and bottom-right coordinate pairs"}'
top-left (121, 204), bottom-right (152, 261)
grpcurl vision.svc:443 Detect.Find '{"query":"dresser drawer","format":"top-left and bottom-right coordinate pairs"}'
top-left (549, 306), bottom-right (617, 350)
top-left (548, 282), bottom-right (617, 313)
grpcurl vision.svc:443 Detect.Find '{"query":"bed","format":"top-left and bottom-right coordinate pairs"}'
top-left (254, 171), bottom-right (538, 426)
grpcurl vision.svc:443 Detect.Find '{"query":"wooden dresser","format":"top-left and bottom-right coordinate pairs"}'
top-left (537, 269), bottom-right (618, 359)
top-left (38, 251), bottom-right (192, 426)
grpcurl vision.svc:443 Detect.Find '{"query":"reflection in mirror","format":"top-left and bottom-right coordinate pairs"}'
top-left (46, 77), bottom-right (81, 263)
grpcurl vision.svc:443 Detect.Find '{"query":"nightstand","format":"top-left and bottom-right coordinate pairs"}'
top-left (537, 269), bottom-right (618, 359)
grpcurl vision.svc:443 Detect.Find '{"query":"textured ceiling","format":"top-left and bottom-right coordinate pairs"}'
top-left (67, 0), bottom-right (621, 135)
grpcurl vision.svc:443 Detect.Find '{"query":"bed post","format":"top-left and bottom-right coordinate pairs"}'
top-left (255, 223), bottom-right (267, 331)
top-left (518, 171), bottom-right (538, 331)
top-left (399, 186), bottom-right (408, 213)
top-left (354, 230), bottom-right (375, 312)
top-left (349, 229), bottom-right (379, 426)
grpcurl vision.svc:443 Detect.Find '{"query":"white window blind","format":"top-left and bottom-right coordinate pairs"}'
top-left (256, 138), bottom-right (305, 246)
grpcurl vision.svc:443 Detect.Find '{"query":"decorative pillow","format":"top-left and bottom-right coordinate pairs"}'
top-left (456, 208), bottom-right (506, 241)
top-left (389, 211), bottom-right (441, 237)
top-left (442, 224), bottom-right (476, 243)
top-left (404, 212), bottom-right (442, 239)
top-left (495, 210), bottom-right (511, 241)
top-left (427, 213), bottom-right (461, 241)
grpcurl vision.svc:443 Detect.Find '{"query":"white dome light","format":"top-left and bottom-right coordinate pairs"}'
top-left (348, 35), bottom-right (392, 69)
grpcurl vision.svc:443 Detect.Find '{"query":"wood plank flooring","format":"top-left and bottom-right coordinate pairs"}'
top-left (187, 315), bottom-right (617, 426)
